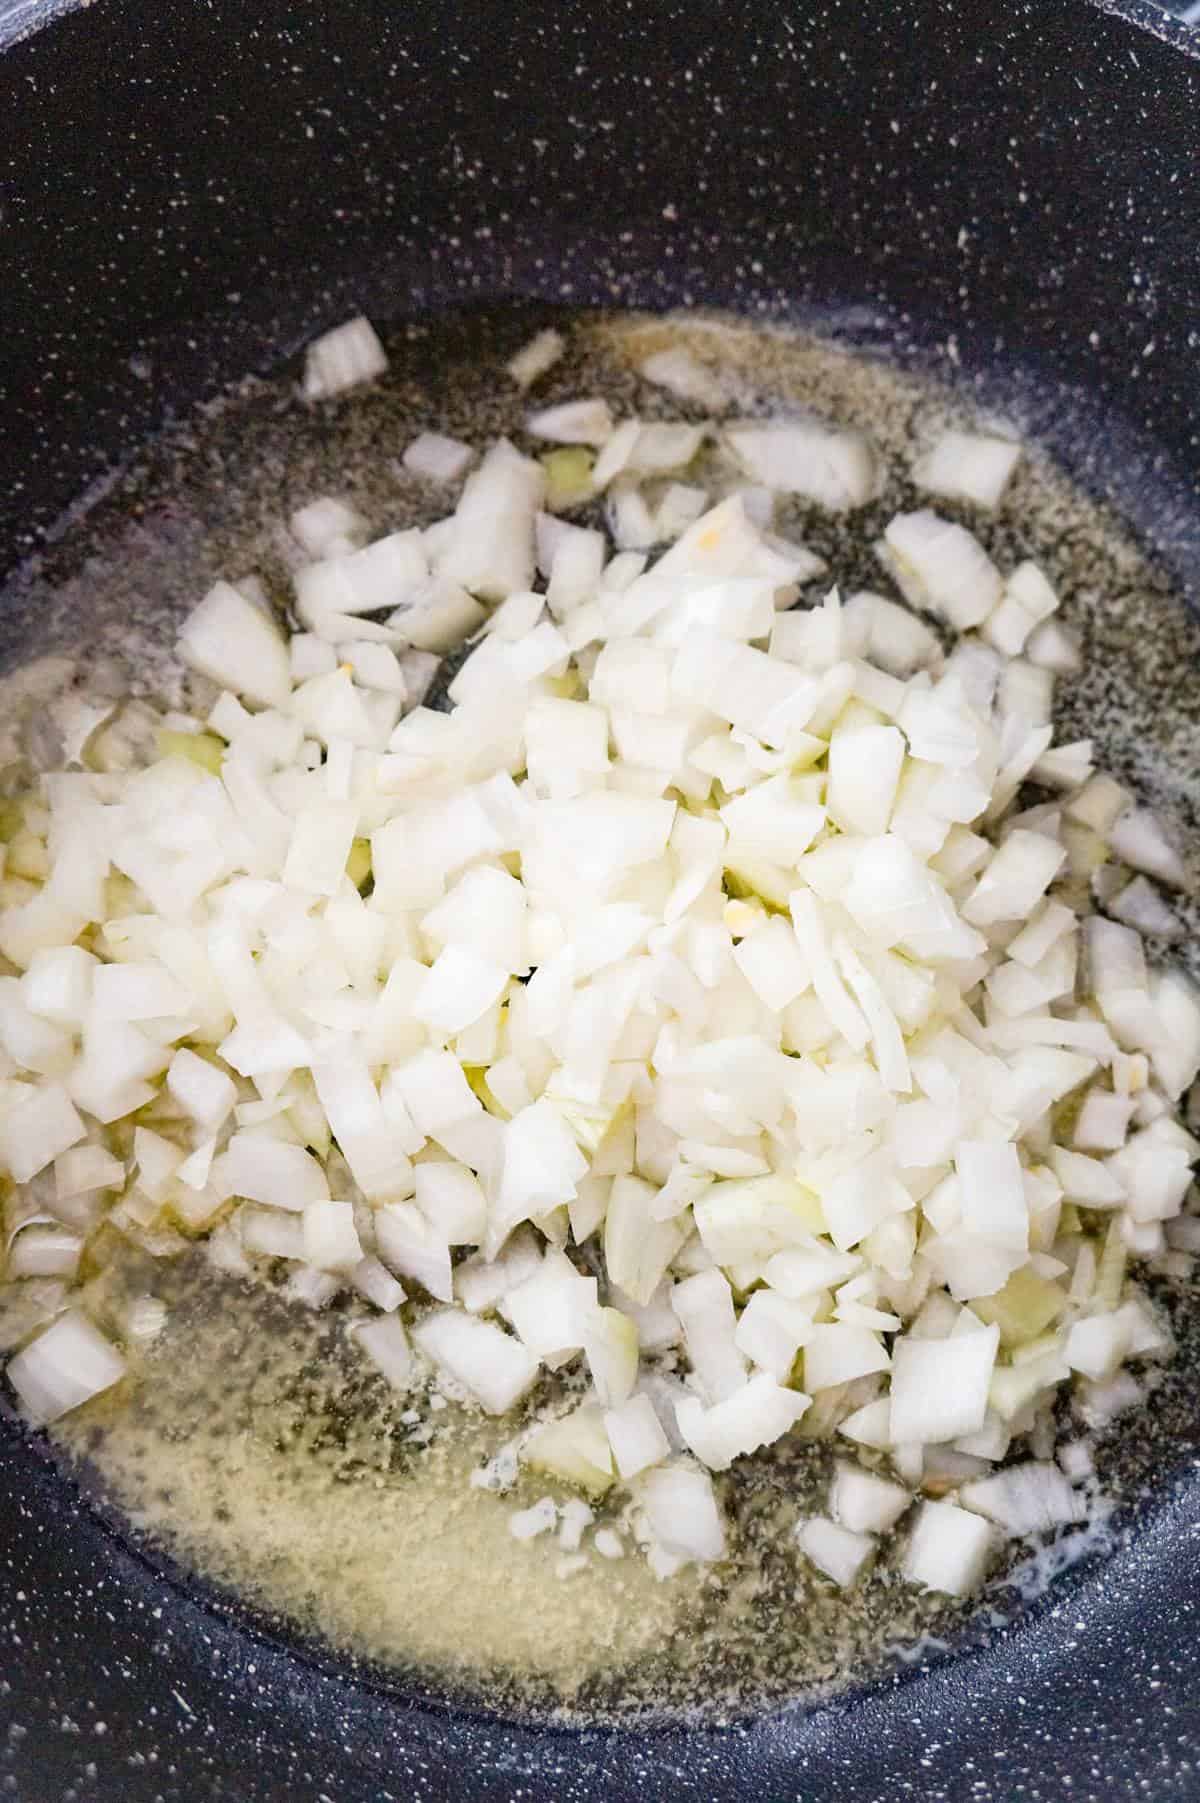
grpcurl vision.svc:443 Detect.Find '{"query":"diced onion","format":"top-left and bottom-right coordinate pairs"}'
top-left (829, 1460), bottom-right (910, 1534)
top-left (725, 419), bottom-right (876, 510)
top-left (352, 1312), bottom-right (414, 1390)
top-left (412, 1309), bottom-right (540, 1415)
top-left (6, 1310), bottom-right (126, 1425)
top-left (959, 1461), bottom-right (1084, 1535)
top-left (527, 399), bottom-right (614, 447)
top-left (0, 350), bottom-right (1193, 1598)
top-left (604, 1393), bottom-right (672, 1479)
top-left (912, 429), bottom-right (1021, 510)
top-left (302, 316), bottom-right (388, 400)
top-left (506, 329), bottom-right (565, 390)
top-left (904, 1500), bottom-right (995, 1595)
top-left (637, 1462), bottom-right (726, 1570)
top-left (178, 581), bottom-right (292, 710)
top-left (795, 1515), bottom-right (875, 1588)
top-left (402, 433), bottom-right (476, 483)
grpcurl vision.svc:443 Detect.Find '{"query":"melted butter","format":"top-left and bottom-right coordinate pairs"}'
top-left (57, 1257), bottom-right (952, 1721)
top-left (60, 1263), bottom-right (687, 1699)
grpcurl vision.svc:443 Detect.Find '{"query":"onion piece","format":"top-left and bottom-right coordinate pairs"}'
top-left (959, 1461), bottom-right (1084, 1535)
top-left (527, 399), bottom-right (614, 447)
top-left (55, 1143), bottom-right (125, 1200)
top-left (213, 1133), bottom-right (329, 1212)
top-left (676, 1371), bottom-right (809, 1470)
top-left (290, 496), bottom-right (370, 558)
top-left (733, 1288), bottom-right (813, 1380)
top-left (795, 1515), bottom-right (875, 1588)
top-left (672, 1269), bottom-right (748, 1404)
top-left (639, 348), bottom-right (729, 412)
top-left (302, 317), bottom-right (388, 400)
top-left (961, 830), bottom-right (1065, 926)
top-left (351, 1255), bottom-right (405, 1313)
top-left (375, 1204), bottom-right (453, 1303)
top-left (637, 1461), bottom-right (726, 1570)
top-left (827, 725), bottom-right (905, 838)
top-left (522, 1402), bottom-right (615, 1497)
top-left (888, 1323), bottom-right (999, 1443)
top-left (604, 1392), bottom-right (672, 1479)
top-left (179, 582), bottom-right (292, 710)
top-left (506, 1249), bottom-right (597, 1367)
top-left (21, 945), bottom-right (97, 1028)
top-left (352, 1313), bottom-right (413, 1390)
top-left (506, 329), bottom-right (565, 390)
top-left (1108, 875), bottom-right (1180, 941)
top-left (0, 1082), bottom-right (86, 1184)
top-left (830, 1460), bottom-right (910, 1534)
top-left (402, 433), bottom-right (476, 483)
top-left (912, 430), bottom-right (1021, 510)
top-left (8, 1225), bottom-right (83, 1280)
top-left (303, 1200), bottom-right (363, 1273)
top-left (903, 1499), bottom-right (995, 1595)
top-left (879, 512), bottom-right (1002, 631)
top-left (725, 419), bottom-right (876, 511)
top-left (166, 1049), bottom-right (237, 1133)
top-left (6, 1309), bottom-right (126, 1425)
top-left (411, 1309), bottom-right (540, 1415)
top-left (1109, 807), bottom-right (1187, 889)
top-left (604, 1175), bottom-right (689, 1306)
top-left (583, 1306), bottom-right (639, 1407)
top-left (838, 1398), bottom-right (893, 1450)
top-left (509, 1497), bottom-right (558, 1541)
top-left (436, 440), bottom-right (545, 602)
top-left (843, 591), bottom-right (942, 678)
top-left (803, 1324), bottom-right (890, 1391)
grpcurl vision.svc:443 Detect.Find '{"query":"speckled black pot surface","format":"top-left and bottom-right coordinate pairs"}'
top-left (2, 1), bottom-right (1200, 1798)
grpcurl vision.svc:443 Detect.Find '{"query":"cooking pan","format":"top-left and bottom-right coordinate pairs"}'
top-left (2, 0), bottom-right (1200, 1797)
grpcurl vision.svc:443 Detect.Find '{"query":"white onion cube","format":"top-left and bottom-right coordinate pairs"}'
top-left (726, 419), bottom-right (875, 510)
top-left (802, 1324), bottom-right (890, 1392)
top-left (676, 1372), bottom-right (809, 1471)
top-left (213, 1133), bottom-right (330, 1212)
top-left (604, 1393), bottom-right (672, 1479)
top-left (166, 1049), bottom-right (237, 1133)
top-left (402, 433), bottom-right (476, 483)
top-left (912, 430), bottom-right (1020, 510)
top-left (302, 316), bottom-right (388, 400)
top-left (959, 1461), bottom-right (1084, 1536)
top-left (888, 1324), bottom-right (999, 1444)
top-left (830, 1460), bottom-right (911, 1535)
top-left (302, 1199), bottom-right (363, 1273)
top-left (21, 946), bottom-right (96, 1027)
top-left (412, 1308), bottom-right (540, 1415)
top-left (6, 1310), bottom-right (126, 1426)
top-left (353, 1313), bottom-right (413, 1390)
top-left (904, 1499), bottom-right (995, 1595)
top-left (637, 1462), bottom-right (726, 1567)
top-left (0, 1082), bottom-right (86, 1184)
top-left (795, 1515), bottom-right (875, 1587)
top-left (178, 581), bottom-right (292, 710)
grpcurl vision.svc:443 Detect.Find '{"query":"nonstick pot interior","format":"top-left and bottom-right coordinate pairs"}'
top-left (1, 2), bottom-right (1199, 1799)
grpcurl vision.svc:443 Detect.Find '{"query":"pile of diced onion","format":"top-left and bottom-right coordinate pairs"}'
top-left (3, 313), bottom-right (1198, 1598)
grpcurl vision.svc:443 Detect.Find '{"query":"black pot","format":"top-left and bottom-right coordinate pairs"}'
top-left (2, 2), bottom-right (1199, 1798)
